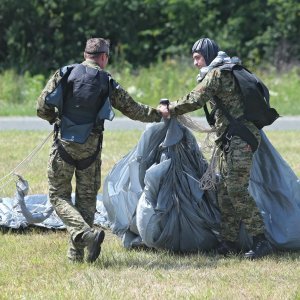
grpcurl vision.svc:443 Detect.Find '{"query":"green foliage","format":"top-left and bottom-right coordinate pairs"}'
top-left (0, 70), bottom-right (45, 116)
top-left (258, 68), bottom-right (300, 116)
top-left (0, 0), bottom-right (299, 74)
top-left (109, 57), bottom-right (196, 106)
top-left (0, 62), bottom-right (299, 117)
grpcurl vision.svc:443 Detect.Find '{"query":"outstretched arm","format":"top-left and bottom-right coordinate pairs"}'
top-left (110, 83), bottom-right (162, 123)
top-left (160, 68), bottom-right (222, 118)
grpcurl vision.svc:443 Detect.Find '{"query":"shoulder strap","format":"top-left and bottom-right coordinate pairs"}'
top-left (213, 96), bottom-right (259, 152)
top-left (203, 104), bottom-right (217, 126)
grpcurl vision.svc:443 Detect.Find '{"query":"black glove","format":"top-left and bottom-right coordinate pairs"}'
top-left (159, 98), bottom-right (170, 106)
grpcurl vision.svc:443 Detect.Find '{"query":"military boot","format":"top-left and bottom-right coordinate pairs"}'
top-left (217, 240), bottom-right (239, 256)
top-left (244, 235), bottom-right (274, 260)
top-left (82, 229), bottom-right (105, 263)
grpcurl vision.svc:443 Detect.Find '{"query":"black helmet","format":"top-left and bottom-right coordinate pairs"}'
top-left (192, 38), bottom-right (219, 65)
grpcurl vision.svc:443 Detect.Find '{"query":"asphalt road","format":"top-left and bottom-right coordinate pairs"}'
top-left (1, 116), bottom-right (300, 131)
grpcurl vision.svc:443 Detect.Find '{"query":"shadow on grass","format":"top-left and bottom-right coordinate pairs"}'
top-left (95, 244), bottom-right (300, 270)
top-left (2, 226), bottom-right (299, 269)
top-left (0, 225), bottom-right (65, 235)
top-left (95, 245), bottom-right (241, 270)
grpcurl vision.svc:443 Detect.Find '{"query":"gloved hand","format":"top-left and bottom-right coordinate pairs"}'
top-left (157, 98), bottom-right (170, 119)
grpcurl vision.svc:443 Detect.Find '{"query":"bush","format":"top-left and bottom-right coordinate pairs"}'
top-left (0, 70), bottom-right (45, 116)
top-left (0, 62), bottom-right (299, 117)
top-left (0, 0), bottom-right (299, 74)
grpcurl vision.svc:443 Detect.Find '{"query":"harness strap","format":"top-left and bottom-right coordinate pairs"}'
top-left (203, 104), bottom-right (216, 126)
top-left (53, 125), bottom-right (103, 170)
top-left (213, 96), bottom-right (258, 152)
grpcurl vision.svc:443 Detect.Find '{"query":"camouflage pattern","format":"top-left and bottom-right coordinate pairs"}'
top-left (37, 59), bottom-right (161, 260)
top-left (218, 134), bottom-right (264, 242)
top-left (169, 67), bottom-right (265, 242)
top-left (110, 86), bottom-right (162, 122)
top-left (36, 70), bottom-right (61, 123)
top-left (48, 132), bottom-right (102, 260)
top-left (169, 67), bottom-right (259, 141)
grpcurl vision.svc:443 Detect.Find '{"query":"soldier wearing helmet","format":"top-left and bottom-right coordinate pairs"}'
top-left (158, 37), bottom-right (275, 259)
top-left (192, 38), bottom-right (219, 68)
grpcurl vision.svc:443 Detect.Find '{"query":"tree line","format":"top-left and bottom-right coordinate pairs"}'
top-left (0, 0), bottom-right (299, 75)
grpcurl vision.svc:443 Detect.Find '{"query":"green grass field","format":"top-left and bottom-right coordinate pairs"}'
top-left (1, 130), bottom-right (300, 299)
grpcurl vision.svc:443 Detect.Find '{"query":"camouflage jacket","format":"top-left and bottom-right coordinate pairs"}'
top-left (169, 67), bottom-right (259, 138)
top-left (36, 59), bottom-right (162, 124)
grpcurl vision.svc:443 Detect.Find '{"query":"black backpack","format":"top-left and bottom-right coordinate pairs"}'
top-left (203, 64), bottom-right (280, 152)
top-left (220, 64), bottom-right (279, 129)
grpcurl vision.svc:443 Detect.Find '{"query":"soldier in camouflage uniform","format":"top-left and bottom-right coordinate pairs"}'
top-left (37, 38), bottom-right (162, 263)
top-left (158, 38), bottom-right (274, 259)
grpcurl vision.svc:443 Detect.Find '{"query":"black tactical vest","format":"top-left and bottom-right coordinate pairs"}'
top-left (64, 64), bottom-right (109, 124)
top-left (60, 64), bottom-right (110, 143)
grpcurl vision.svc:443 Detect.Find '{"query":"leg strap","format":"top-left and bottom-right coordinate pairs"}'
top-left (55, 134), bottom-right (103, 170)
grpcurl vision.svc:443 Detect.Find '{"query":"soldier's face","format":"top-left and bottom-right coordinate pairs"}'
top-left (193, 52), bottom-right (206, 69)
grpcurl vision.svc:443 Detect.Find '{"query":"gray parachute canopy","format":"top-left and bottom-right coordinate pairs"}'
top-left (0, 177), bottom-right (108, 230)
top-left (2, 118), bottom-right (300, 253)
top-left (102, 118), bottom-right (220, 252)
top-left (102, 118), bottom-right (300, 252)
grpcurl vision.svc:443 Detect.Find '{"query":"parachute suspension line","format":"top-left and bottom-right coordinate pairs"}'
top-left (201, 131), bottom-right (217, 153)
top-left (0, 130), bottom-right (53, 190)
top-left (177, 114), bottom-right (220, 190)
top-left (176, 113), bottom-right (217, 156)
top-left (177, 114), bottom-right (215, 133)
top-left (199, 144), bottom-right (221, 190)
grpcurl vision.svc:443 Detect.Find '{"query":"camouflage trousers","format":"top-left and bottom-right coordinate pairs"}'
top-left (48, 132), bottom-right (102, 259)
top-left (218, 134), bottom-right (264, 242)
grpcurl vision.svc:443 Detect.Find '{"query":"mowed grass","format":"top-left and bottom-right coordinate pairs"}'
top-left (1, 129), bottom-right (300, 299)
